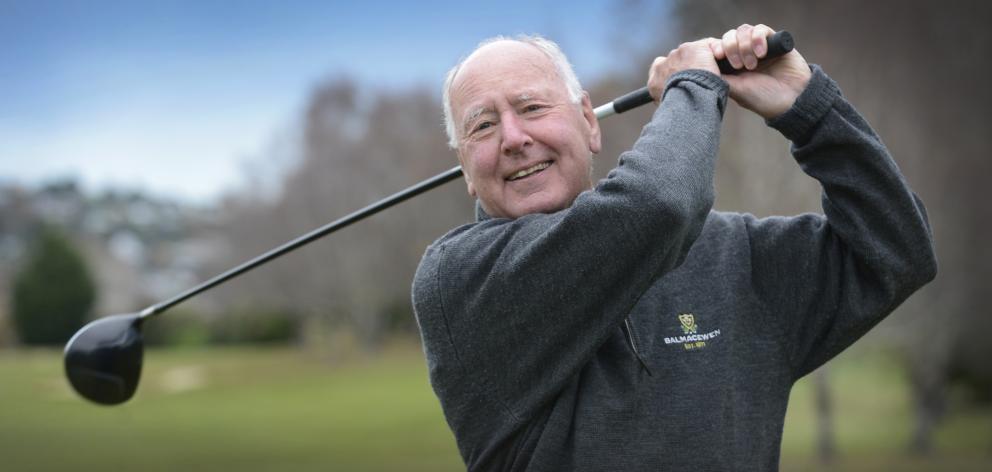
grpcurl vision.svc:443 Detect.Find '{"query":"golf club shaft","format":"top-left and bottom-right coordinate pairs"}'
top-left (141, 100), bottom-right (624, 319)
top-left (141, 30), bottom-right (795, 319)
top-left (141, 166), bottom-right (464, 318)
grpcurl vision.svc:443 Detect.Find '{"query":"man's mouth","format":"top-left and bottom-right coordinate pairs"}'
top-left (507, 161), bottom-right (552, 181)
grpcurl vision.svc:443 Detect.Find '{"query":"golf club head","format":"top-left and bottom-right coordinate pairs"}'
top-left (64, 313), bottom-right (144, 405)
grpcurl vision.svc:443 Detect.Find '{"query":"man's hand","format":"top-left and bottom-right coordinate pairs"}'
top-left (647, 39), bottom-right (721, 102)
top-left (712, 24), bottom-right (811, 119)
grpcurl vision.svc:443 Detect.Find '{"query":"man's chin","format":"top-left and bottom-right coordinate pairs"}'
top-left (507, 196), bottom-right (571, 218)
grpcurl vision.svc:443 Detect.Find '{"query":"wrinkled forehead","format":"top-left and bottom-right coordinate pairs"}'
top-left (451, 40), bottom-right (562, 100)
top-left (450, 41), bottom-right (569, 132)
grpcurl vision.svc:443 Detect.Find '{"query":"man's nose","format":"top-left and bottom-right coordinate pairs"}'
top-left (500, 113), bottom-right (532, 156)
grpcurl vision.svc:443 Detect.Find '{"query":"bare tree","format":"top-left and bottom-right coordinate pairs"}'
top-left (213, 77), bottom-right (472, 353)
top-left (813, 368), bottom-right (835, 463)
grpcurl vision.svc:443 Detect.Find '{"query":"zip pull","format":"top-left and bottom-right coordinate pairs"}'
top-left (621, 318), bottom-right (653, 376)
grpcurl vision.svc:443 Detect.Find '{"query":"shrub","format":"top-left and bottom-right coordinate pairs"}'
top-left (208, 307), bottom-right (298, 345)
top-left (142, 308), bottom-right (212, 347)
top-left (11, 226), bottom-right (96, 345)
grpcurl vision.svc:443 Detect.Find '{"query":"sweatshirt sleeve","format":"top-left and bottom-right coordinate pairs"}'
top-left (414, 70), bottom-right (727, 423)
top-left (744, 65), bottom-right (937, 379)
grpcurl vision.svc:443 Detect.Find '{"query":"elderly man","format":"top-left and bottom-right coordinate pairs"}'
top-left (413, 24), bottom-right (936, 470)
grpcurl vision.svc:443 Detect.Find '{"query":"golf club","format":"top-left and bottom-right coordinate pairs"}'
top-left (64, 31), bottom-right (794, 405)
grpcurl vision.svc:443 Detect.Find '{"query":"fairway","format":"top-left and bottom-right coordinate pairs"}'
top-left (0, 341), bottom-right (462, 471)
top-left (1, 342), bottom-right (989, 471)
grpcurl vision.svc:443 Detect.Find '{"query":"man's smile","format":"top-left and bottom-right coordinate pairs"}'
top-left (506, 161), bottom-right (553, 181)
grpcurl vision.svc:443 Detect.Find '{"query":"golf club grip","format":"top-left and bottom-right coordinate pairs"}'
top-left (604, 31), bottom-right (794, 117)
top-left (719, 30), bottom-right (793, 74)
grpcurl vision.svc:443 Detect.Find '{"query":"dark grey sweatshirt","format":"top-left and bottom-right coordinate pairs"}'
top-left (412, 67), bottom-right (937, 471)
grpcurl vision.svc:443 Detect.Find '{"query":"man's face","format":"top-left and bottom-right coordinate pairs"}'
top-left (449, 41), bottom-right (601, 219)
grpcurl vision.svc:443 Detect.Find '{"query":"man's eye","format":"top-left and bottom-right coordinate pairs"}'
top-left (524, 104), bottom-right (543, 112)
top-left (475, 121), bottom-right (492, 131)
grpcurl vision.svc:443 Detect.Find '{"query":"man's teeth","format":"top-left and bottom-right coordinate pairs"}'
top-left (508, 162), bottom-right (551, 181)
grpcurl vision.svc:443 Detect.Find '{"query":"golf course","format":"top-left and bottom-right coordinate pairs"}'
top-left (1, 340), bottom-right (989, 471)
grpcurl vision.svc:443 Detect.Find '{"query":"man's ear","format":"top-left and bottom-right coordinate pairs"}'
top-left (581, 92), bottom-right (602, 154)
top-left (465, 175), bottom-right (476, 197)
top-left (457, 151), bottom-right (477, 197)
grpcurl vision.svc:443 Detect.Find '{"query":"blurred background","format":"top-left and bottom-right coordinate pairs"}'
top-left (1, 0), bottom-right (989, 470)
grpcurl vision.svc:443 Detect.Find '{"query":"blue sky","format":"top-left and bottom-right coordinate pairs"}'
top-left (0, 0), bottom-right (668, 203)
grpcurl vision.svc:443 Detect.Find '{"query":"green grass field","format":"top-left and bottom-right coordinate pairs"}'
top-left (1, 341), bottom-right (989, 471)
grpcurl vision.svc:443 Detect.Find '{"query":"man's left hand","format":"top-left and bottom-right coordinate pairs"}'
top-left (711, 24), bottom-right (812, 119)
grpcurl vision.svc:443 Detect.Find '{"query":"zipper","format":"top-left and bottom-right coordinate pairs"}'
top-left (621, 317), bottom-right (653, 376)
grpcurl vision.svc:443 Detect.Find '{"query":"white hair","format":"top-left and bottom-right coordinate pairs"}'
top-left (442, 34), bottom-right (584, 149)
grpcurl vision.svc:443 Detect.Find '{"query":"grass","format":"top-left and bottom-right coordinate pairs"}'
top-left (0, 341), bottom-right (989, 471)
top-left (780, 348), bottom-right (992, 471)
top-left (0, 340), bottom-right (461, 472)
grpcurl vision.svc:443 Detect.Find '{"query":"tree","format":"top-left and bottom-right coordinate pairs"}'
top-left (11, 226), bottom-right (96, 345)
top-left (211, 78), bottom-right (475, 353)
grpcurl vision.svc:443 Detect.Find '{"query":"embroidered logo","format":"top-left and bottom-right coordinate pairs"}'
top-left (679, 313), bottom-right (697, 334)
top-left (664, 312), bottom-right (721, 351)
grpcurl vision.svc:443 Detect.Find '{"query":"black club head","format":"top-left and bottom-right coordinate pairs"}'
top-left (64, 313), bottom-right (145, 405)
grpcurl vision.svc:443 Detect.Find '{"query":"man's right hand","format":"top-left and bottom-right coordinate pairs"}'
top-left (647, 38), bottom-right (721, 102)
